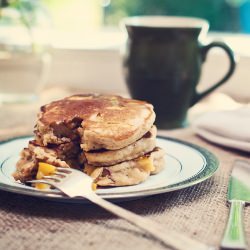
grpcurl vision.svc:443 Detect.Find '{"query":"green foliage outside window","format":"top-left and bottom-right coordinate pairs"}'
top-left (103, 0), bottom-right (249, 32)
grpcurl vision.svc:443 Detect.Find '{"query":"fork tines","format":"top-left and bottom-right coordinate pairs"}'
top-left (26, 167), bottom-right (71, 186)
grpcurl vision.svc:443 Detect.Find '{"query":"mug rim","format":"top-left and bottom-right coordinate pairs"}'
top-left (122, 16), bottom-right (209, 29)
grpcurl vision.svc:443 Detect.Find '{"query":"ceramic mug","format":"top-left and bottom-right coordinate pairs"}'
top-left (122, 16), bottom-right (236, 129)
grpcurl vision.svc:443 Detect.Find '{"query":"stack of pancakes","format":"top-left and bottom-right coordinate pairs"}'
top-left (13, 94), bottom-right (165, 187)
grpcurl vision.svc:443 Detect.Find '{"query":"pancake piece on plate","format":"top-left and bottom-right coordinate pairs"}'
top-left (84, 125), bottom-right (157, 166)
top-left (84, 147), bottom-right (165, 186)
top-left (13, 94), bottom-right (165, 187)
top-left (35, 94), bottom-right (155, 150)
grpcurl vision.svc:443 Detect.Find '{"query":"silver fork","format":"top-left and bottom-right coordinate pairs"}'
top-left (28, 167), bottom-right (211, 250)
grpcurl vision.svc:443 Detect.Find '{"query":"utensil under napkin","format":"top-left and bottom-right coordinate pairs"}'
top-left (192, 106), bottom-right (250, 152)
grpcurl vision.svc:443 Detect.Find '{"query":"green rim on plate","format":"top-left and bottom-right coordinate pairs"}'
top-left (0, 136), bottom-right (219, 201)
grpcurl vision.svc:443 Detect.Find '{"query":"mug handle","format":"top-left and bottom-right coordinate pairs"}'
top-left (191, 41), bottom-right (236, 106)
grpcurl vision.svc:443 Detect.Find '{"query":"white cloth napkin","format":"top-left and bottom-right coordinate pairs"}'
top-left (192, 107), bottom-right (250, 153)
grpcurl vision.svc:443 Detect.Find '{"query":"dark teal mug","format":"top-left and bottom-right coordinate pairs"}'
top-left (122, 16), bottom-right (236, 129)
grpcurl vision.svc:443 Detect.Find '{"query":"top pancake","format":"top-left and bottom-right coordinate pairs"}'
top-left (36, 94), bottom-right (155, 151)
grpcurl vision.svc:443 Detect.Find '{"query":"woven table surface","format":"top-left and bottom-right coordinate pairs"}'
top-left (0, 88), bottom-right (249, 250)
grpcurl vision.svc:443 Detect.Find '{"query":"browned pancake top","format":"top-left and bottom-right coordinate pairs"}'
top-left (39, 94), bottom-right (153, 131)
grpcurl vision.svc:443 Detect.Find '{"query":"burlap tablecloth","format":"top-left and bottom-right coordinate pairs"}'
top-left (0, 88), bottom-right (249, 250)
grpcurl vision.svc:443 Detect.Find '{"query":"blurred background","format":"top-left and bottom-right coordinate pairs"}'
top-left (0, 0), bottom-right (250, 103)
top-left (43, 0), bottom-right (250, 48)
top-left (45, 0), bottom-right (250, 33)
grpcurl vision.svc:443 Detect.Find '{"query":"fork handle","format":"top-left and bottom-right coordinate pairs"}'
top-left (84, 193), bottom-right (211, 250)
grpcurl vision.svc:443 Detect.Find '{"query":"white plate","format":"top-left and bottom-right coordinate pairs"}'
top-left (0, 136), bottom-right (218, 203)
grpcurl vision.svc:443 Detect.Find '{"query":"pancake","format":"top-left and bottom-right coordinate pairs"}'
top-left (84, 147), bottom-right (165, 186)
top-left (35, 94), bottom-right (155, 151)
top-left (29, 140), bottom-right (81, 160)
top-left (85, 125), bottom-right (156, 166)
top-left (13, 141), bottom-right (84, 182)
top-left (14, 94), bottom-right (165, 188)
top-left (13, 148), bottom-right (38, 182)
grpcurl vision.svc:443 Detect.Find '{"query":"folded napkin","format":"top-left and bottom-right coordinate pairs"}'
top-left (192, 107), bottom-right (250, 152)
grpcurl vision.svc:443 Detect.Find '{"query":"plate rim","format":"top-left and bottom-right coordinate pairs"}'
top-left (0, 135), bottom-right (219, 201)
